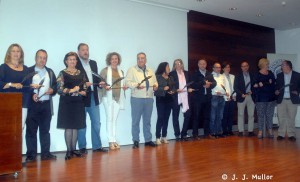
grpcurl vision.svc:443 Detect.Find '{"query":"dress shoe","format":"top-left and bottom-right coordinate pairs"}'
top-left (248, 132), bottom-right (255, 137)
top-left (80, 148), bottom-right (88, 154)
top-left (109, 142), bottom-right (116, 150)
top-left (277, 136), bottom-right (284, 141)
top-left (257, 134), bottom-right (263, 139)
top-left (181, 136), bottom-right (190, 141)
top-left (93, 147), bottom-right (109, 152)
top-left (288, 136), bottom-right (296, 142)
top-left (228, 131), bottom-right (234, 136)
top-left (65, 151), bottom-right (72, 160)
top-left (161, 137), bottom-right (169, 144)
top-left (238, 132), bottom-right (243, 137)
top-left (175, 137), bottom-right (181, 142)
top-left (25, 156), bottom-right (36, 162)
top-left (208, 134), bottom-right (216, 139)
top-left (41, 153), bottom-right (57, 161)
top-left (145, 141), bottom-right (157, 147)
top-left (192, 135), bottom-right (200, 140)
top-left (268, 134), bottom-right (274, 139)
top-left (72, 150), bottom-right (83, 157)
top-left (133, 141), bottom-right (139, 149)
top-left (156, 138), bottom-right (162, 145)
top-left (218, 134), bottom-right (226, 138)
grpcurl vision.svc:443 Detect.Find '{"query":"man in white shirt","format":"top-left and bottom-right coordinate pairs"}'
top-left (210, 62), bottom-right (228, 138)
top-left (275, 60), bottom-right (300, 141)
top-left (76, 43), bottom-right (108, 153)
top-left (25, 49), bottom-right (57, 162)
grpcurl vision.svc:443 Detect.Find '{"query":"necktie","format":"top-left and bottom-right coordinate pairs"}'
top-left (201, 71), bottom-right (207, 95)
top-left (244, 73), bottom-right (250, 93)
top-left (143, 68), bottom-right (149, 90)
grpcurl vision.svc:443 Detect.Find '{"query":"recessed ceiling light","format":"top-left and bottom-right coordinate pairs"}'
top-left (256, 13), bottom-right (263, 17)
top-left (229, 7), bottom-right (237, 11)
top-left (196, 0), bottom-right (206, 2)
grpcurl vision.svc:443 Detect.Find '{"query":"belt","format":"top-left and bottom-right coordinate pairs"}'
top-left (36, 100), bottom-right (50, 104)
top-left (212, 95), bottom-right (223, 97)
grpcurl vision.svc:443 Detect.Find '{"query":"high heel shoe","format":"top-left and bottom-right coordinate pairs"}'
top-left (72, 150), bottom-right (83, 157)
top-left (65, 151), bottom-right (72, 160)
top-left (109, 142), bottom-right (116, 150)
top-left (114, 142), bottom-right (120, 149)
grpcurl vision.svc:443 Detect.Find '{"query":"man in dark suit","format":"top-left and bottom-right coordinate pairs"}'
top-left (234, 61), bottom-right (255, 137)
top-left (25, 49), bottom-right (57, 162)
top-left (191, 59), bottom-right (216, 139)
top-left (76, 43), bottom-right (108, 153)
top-left (275, 60), bottom-right (300, 142)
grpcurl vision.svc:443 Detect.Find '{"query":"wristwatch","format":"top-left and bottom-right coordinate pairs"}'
top-left (8, 82), bottom-right (12, 87)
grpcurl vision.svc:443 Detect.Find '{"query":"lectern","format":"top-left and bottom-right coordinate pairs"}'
top-left (0, 93), bottom-right (22, 177)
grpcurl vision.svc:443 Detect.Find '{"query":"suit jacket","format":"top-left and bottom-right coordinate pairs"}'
top-left (76, 59), bottom-right (100, 107)
top-left (276, 71), bottom-right (300, 104)
top-left (234, 72), bottom-right (255, 103)
top-left (190, 69), bottom-right (216, 101)
top-left (169, 70), bottom-right (191, 104)
top-left (28, 66), bottom-right (57, 115)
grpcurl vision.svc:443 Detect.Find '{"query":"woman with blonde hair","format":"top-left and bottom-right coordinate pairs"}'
top-left (169, 59), bottom-right (192, 141)
top-left (99, 52), bottom-right (126, 150)
top-left (253, 58), bottom-right (276, 139)
top-left (0, 43), bottom-right (36, 153)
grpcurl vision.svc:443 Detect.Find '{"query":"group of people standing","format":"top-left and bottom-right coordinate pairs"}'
top-left (1, 43), bottom-right (300, 162)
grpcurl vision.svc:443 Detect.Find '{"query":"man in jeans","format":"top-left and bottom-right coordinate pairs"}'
top-left (76, 43), bottom-right (108, 153)
top-left (210, 62), bottom-right (227, 138)
top-left (125, 52), bottom-right (158, 148)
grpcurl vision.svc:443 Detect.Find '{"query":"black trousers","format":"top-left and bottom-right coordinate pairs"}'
top-left (172, 101), bottom-right (191, 138)
top-left (192, 96), bottom-right (211, 137)
top-left (222, 100), bottom-right (236, 134)
top-left (156, 101), bottom-right (172, 138)
top-left (26, 100), bottom-right (52, 157)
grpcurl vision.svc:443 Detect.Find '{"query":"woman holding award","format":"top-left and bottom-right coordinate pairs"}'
top-left (57, 52), bottom-right (87, 160)
top-left (99, 52), bottom-right (126, 150)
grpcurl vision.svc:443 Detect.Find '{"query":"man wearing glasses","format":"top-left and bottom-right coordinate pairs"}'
top-left (234, 61), bottom-right (255, 137)
top-left (275, 60), bottom-right (300, 141)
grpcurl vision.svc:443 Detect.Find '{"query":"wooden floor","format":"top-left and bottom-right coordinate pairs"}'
top-left (1, 131), bottom-right (300, 182)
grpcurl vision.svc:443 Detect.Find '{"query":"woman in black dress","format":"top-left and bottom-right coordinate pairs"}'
top-left (57, 52), bottom-right (87, 160)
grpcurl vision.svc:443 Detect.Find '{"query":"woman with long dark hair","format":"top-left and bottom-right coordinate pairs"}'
top-left (154, 62), bottom-right (175, 144)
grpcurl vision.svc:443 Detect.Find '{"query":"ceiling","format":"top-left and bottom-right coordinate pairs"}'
top-left (132, 0), bottom-right (300, 30)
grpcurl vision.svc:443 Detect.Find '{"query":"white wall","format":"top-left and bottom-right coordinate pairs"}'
top-left (0, 0), bottom-right (188, 153)
top-left (275, 28), bottom-right (300, 127)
